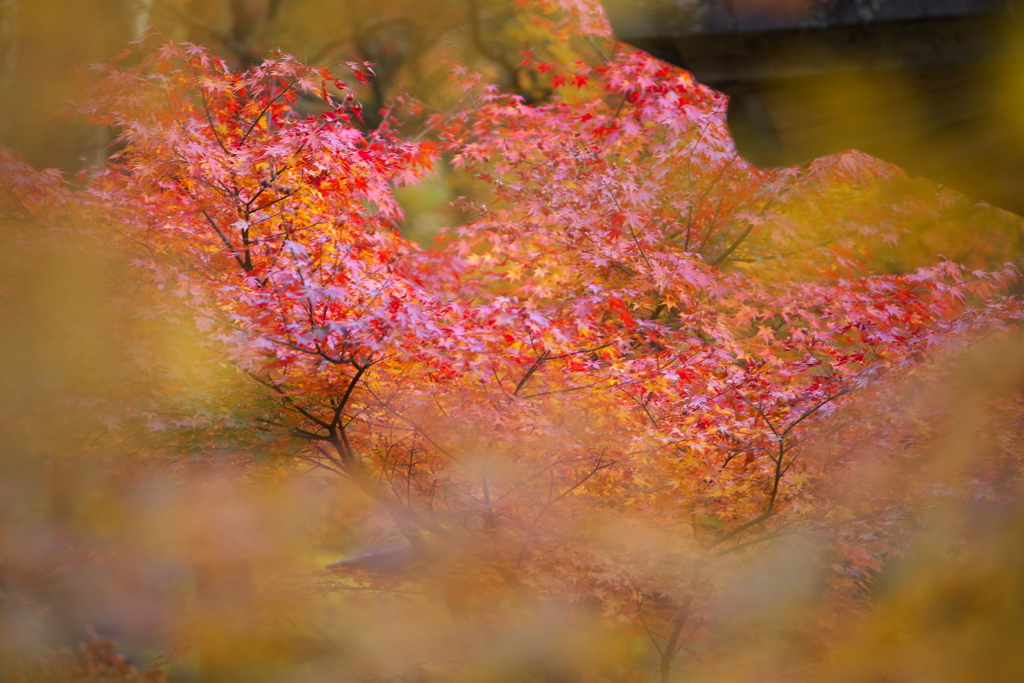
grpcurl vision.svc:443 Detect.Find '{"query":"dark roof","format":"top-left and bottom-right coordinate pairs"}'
top-left (604, 0), bottom-right (1024, 215)
top-left (609, 0), bottom-right (1009, 36)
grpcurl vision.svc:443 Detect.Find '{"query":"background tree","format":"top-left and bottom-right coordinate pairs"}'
top-left (0, 0), bottom-right (594, 169)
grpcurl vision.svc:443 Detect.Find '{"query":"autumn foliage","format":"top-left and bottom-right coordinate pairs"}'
top-left (3, 4), bottom-right (1024, 682)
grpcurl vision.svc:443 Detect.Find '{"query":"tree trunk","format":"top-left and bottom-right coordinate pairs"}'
top-left (0, 0), bottom-right (18, 140)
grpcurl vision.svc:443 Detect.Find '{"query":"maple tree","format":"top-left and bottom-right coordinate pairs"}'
top-left (3, 2), bottom-right (1024, 681)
